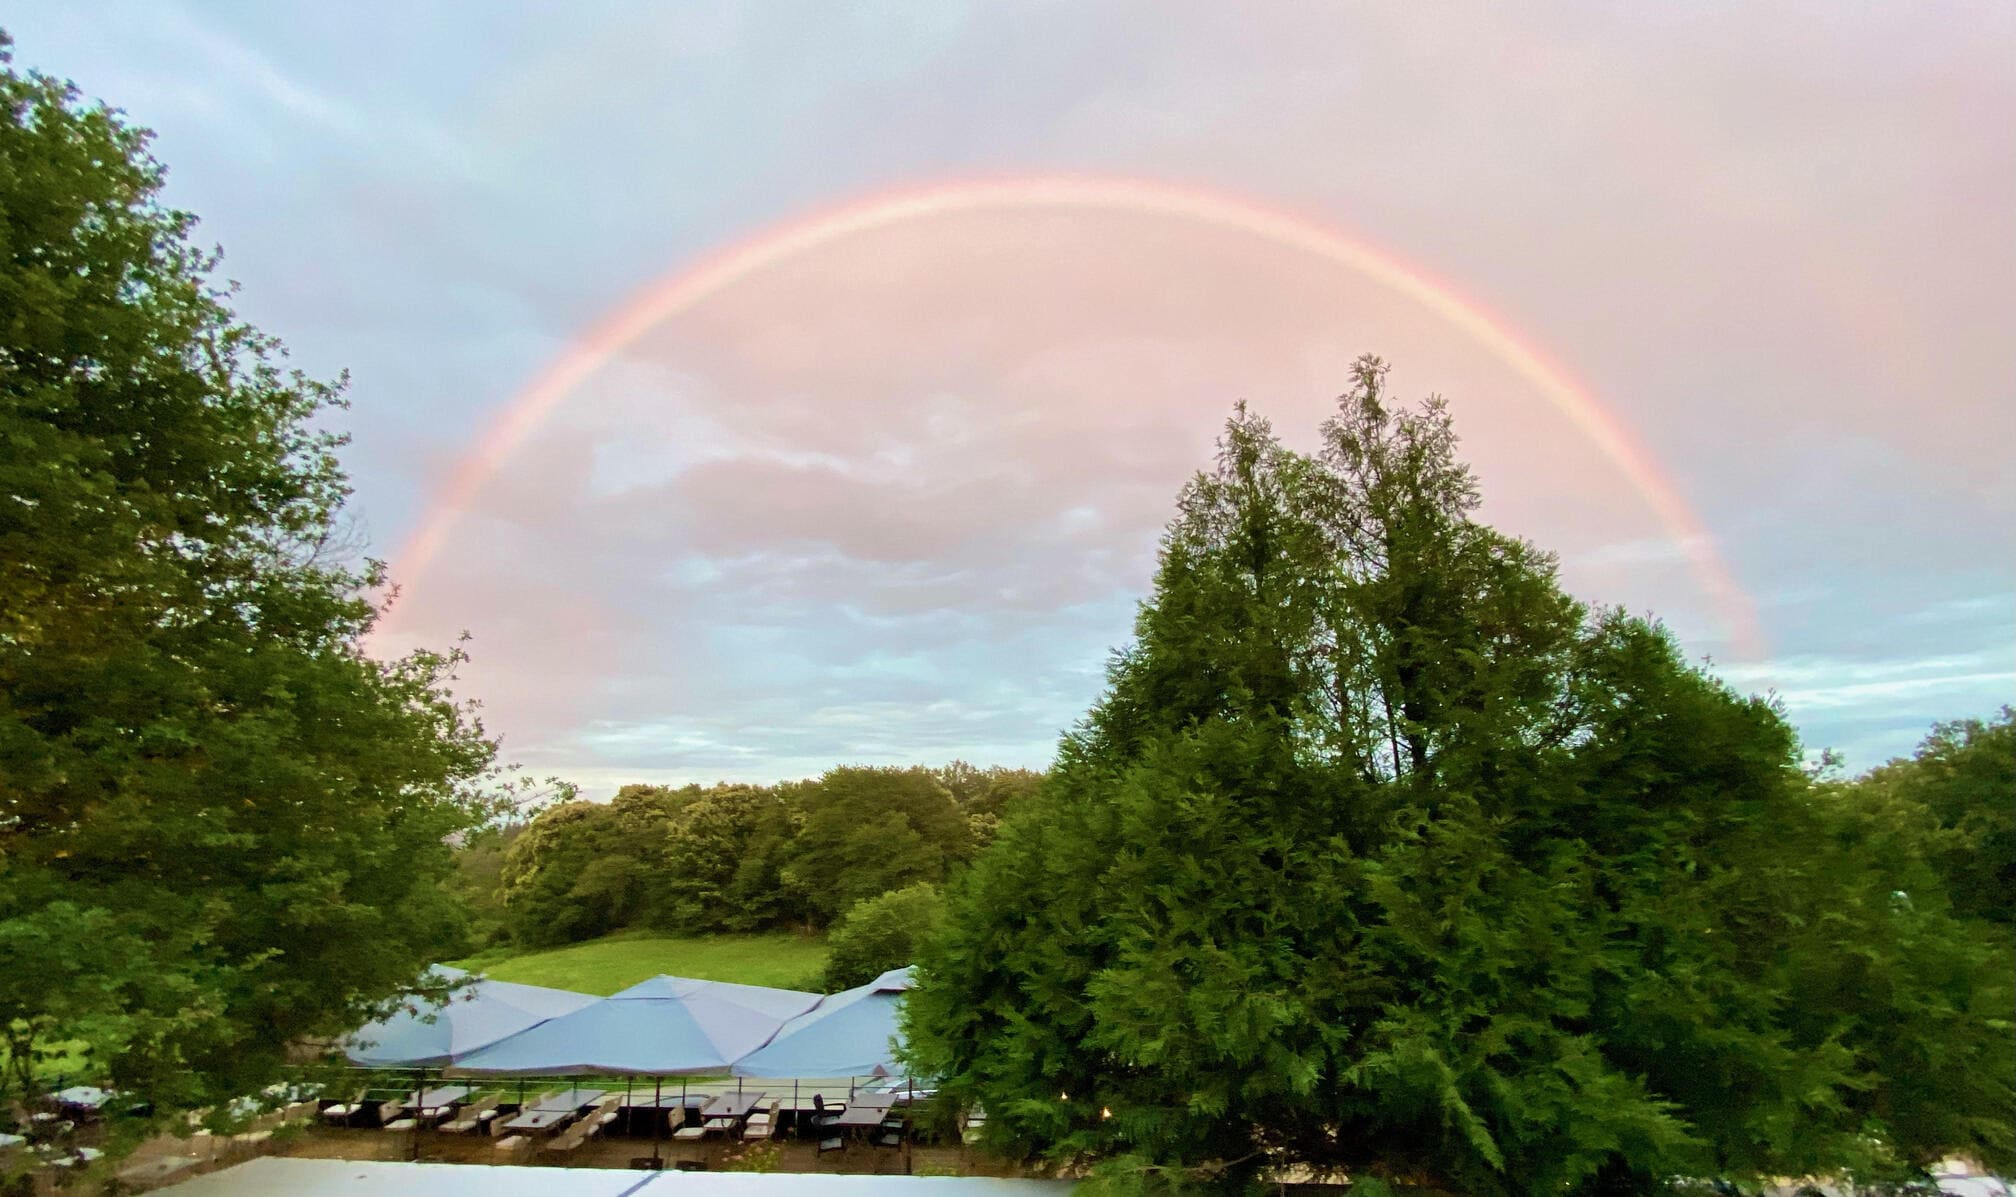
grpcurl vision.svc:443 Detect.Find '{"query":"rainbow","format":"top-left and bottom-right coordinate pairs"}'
top-left (390, 173), bottom-right (1765, 658)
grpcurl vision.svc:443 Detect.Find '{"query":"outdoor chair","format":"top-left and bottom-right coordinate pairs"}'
top-left (808, 1093), bottom-right (841, 1131)
top-left (670, 1115), bottom-right (711, 1143)
top-left (589, 1097), bottom-right (621, 1135)
top-left (741, 1099), bottom-right (780, 1140)
top-left (318, 1091), bottom-right (368, 1127)
top-left (441, 1097), bottom-right (499, 1134)
top-left (817, 1134), bottom-right (845, 1155)
top-left (873, 1114), bottom-right (906, 1149)
top-left (547, 1126), bottom-right (589, 1155)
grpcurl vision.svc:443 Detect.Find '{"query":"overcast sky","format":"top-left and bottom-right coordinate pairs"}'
top-left (12, 3), bottom-right (2011, 792)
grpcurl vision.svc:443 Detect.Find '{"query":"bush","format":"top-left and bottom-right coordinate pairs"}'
top-left (822, 883), bottom-right (945, 990)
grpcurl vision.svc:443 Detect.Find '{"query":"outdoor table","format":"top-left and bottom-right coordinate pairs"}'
top-left (700, 1092), bottom-right (764, 1120)
top-left (833, 1103), bottom-right (892, 1131)
top-left (621, 1095), bottom-right (690, 1109)
top-left (403, 1085), bottom-right (470, 1116)
top-left (845, 1091), bottom-right (899, 1111)
top-left (530, 1088), bottom-right (605, 1113)
top-left (502, 1108), bottom-right (572, 1133)
top-left (52, 1086), bottom-right (112, 1111)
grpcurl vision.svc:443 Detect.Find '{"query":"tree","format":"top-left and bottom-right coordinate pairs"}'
top-left (903, 359), bottom-right (2014, 1194)
top-left (789, 767), bottom-right (971, 924)
top-left (658, 784), bottom-right (805, 932)
top-left (935, 761), bottom-right (1045, 848)
top-left (823, 882), bottom-right (945, 990)
top-left (1847, 708), bottom-right (2014, 926)
top-left (0, 42), bottom-right (498, 1117)
top-left (498, 801), bottom-right (629, 946)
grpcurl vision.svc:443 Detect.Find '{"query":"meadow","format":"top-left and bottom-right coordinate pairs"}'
top-left (451, 930), bottom-right (831, 995)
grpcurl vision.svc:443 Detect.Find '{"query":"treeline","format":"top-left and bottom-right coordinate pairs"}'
top-left (448, 762), bottom-right (1042, 959)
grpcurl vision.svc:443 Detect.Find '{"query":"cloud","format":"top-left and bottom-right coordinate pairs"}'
top-left (14, 0), bottom-right (2008, 789)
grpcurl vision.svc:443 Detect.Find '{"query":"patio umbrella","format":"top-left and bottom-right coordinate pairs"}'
top-left (344, 966), bottom-right (598, 1068)
top-left (449, 975), bottom-right (822, 1075)
top-left (731, 966), bottom-right (915, 1079)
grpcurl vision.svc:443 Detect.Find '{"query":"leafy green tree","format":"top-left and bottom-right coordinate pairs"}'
top-left (790, 766), bottom-right (971, 924)
top-left (659, 783), bottom-right (805, 932)
top-left (1848, 708), bottom-right (2013, 926)
top-left (904, 359), bottom-right (2014, 1194)
top-left (443, 822), bottom-right (526, 952)
top-left (823, 882), bottom-right (944, 990)
top-left (0, 44), bottom-right (497, 1116)
top-left (498, 801), bottom-right (630, 946)
top-left (935, 761), bottom-right (1045, 848)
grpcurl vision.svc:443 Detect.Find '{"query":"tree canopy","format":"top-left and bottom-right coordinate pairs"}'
top-left (823, 881), bottom-right (946, 991)
top-left (902, 359), bottom-right (2015, 1194)
top-left (0, 45), bottom-right (498, 1114)
top-left (489, 765), bottom-right (1029, 948)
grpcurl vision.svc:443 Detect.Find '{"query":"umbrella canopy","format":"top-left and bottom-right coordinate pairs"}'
top-left (732, 966), bottom-right (915, 1078)
top-left (449, 974), bottom-right (823, 1076)
top-left (345, 966), bottom-right (597, 1067)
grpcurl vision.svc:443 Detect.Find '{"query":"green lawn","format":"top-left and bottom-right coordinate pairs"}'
top-left (451, 930), bottom-right (830, 995)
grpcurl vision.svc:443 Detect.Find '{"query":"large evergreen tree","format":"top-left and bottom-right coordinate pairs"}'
top-left (0, 44), bottom-right (498, 1115)
top-left (903, 359), bottom-right (2014, 1194)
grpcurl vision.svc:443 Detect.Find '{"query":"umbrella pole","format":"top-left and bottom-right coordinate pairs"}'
top-left (410, 1068), bottom-right (422, 1162)
top-left (653, 1077), bottom-right (663, 1164)
top-left (905, 1075), bottom-right (914, 1175)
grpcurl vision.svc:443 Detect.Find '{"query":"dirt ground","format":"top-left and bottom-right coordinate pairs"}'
top-left (272, 1123), bottom-right (1033, 1180)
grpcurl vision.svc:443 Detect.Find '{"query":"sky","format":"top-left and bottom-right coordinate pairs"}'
top-left (11, 3), bottom-right (2012, 793)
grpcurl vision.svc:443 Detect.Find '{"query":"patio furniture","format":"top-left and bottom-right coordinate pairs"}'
top-left (533, 1087), bottom-right (607, 1111)
top-left (670, 1114), bottom-right (713, 1143)
top-left (741, 1099), bottom-right (780, 1140)
top-left (502, 1107), bottom-right (572, 1133)
top-left (834, 1102), bottom-right (890, 1131)
top-left (701, 1091), bottom-right (764, 1120)
top-left (52, 1086), bottom-right (113, 1116)
top-left (807, 1093), bottom-right (841, 1132)
top-left (589, 1096), bottom-right (622, 1134)
top-left (502, 1087), bottom-right (603, 1133)
top-left (441, 1096), bottom-right (500, 1133)
top-left (546, 1124), bottom-right (592, 1155)
top-left (817, 1134), bottom-right (845, 1155)
top-left (402, 1085), bottom-right (471, 1121)
top-left (319, 1090), bottom-right (369, 1127)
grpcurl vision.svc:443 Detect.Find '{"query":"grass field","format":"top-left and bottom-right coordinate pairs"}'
top-left (451, 930), bottom-right (830, 995)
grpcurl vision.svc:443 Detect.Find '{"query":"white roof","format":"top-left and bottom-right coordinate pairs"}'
top-left (158, 1158), bottom-right (1071, 1195)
